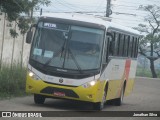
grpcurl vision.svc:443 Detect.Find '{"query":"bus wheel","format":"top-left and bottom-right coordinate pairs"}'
top-left (114, 85), bottom-right (125, 106)
top-left (93, 90), bottom-right (107, 110)
top-left (34, 94), bottom-right (45, 104)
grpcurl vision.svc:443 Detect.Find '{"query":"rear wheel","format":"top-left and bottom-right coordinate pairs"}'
top-left (34, 94), bottom-right (45, 104)
top-left (93, 89), bottom-right (107, 110)
top-left (114, 84), bottom-right (125, 106)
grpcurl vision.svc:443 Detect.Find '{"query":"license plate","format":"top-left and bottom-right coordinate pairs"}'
top-left (53, 91), bottom-right (65, 97)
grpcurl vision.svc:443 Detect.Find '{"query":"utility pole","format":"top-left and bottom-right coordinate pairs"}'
top-left (106, 0), bottom-right (111, 17)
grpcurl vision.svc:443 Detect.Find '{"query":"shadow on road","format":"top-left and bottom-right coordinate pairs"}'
top-left (26, 98), bottom-right (122, 111)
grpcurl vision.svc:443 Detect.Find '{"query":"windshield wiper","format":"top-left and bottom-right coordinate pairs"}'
top-left (61, 31), bottom-right (83, 74)
top-left (44, 30), bottom-right (83, 74)
top-left (67, 48), bottom-right (83, 74)
top-left (44, 34), bottom-right (68, 66)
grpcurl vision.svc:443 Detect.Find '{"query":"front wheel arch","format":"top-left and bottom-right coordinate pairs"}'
top-left (104, 82), bottom-right (109, 93)
top-left (114, 81), bottom-right (126, 106)
top-left (93, 81), bottom-right (109, 110)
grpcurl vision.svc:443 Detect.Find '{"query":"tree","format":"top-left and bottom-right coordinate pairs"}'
top-left (10, 23), bottom-right (18, 68)
top-left (0, 0), bottom-right (50, 21)
top-left (0, 0), bottom-right (50, 67)
top-left (27, 0), bottom-right (50, 19)
top-left (134, 5), bottom-right (160, 78)
top-left (18, 17), bottom-right (30, 67)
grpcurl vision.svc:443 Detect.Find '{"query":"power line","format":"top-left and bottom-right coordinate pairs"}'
top-left (111, 4), bottom-right (139, 8)
top-left (112, 19), bottom-right (147, 24)
top-left (112, 0), bottom-right (160, 5)
top-left (54, 0), bottom-right (99, 11)
top-left (111, 7), bottom-right (149, 12)
top-left (39, 0), bottom-right (154, 25)
top-left (112, 1), bottom-right (142, 5)
top-left (111, 17), bottom-right (144, 22)
top-left (33, 10), bottom-right (146, 23)
top-left (54, 0), bottom-right (77, 11)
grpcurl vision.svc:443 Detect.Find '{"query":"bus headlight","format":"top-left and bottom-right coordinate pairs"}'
top-left (28, 71), bottom-right (41, 80)
top-left (82, 80), bottom-right (97, 88)
top-left (90, 81), bottom-right (96, 86)
top-left (29, 72), bottom-right (34, 77)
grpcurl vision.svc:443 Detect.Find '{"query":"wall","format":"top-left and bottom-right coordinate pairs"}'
top-left (0, 13), bottom-right (30, 66)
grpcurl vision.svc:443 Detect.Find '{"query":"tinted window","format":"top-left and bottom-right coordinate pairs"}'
top-left (131, 37), bottom-right (134, 57)
top-left (134, 38), bottom-right (138, 58)
top-left (113, 32), bottom-right (119, 56)
top-left (119, 34), bottom-right (124, 56)
top-left (123, 35), bottom-right (130, 57)
top-left (106, 29), bottom-right (139, 58)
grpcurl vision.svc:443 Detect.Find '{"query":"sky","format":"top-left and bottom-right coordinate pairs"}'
top-left (37, 0), bottom-right (160, 28)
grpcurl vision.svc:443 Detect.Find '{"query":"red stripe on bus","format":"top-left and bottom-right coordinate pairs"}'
top-left (125, 59), bottom-right (131, 81)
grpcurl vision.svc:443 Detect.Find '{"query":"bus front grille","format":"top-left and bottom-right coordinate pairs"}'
top-left (40, 87), bottom-right (79, 98)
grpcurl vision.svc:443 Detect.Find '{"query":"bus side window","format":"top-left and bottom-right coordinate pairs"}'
top-left (106, 32), bottom-right (114, 56)
top-left (128, 36), bottom-right (133, 57)
top-left (119, 34), bottom-right (124, 56)
top-left (136, 38), bottom-right (140, 57)
top-left (110, 32), bottom-right (116, 56)
top-left (101, 34), bottom-right (110, 71)
top-left (123, 35), bottom-right (130, 57)
top-left (114, 33), bottom-right (120, 56)
top-left (126, 36), bottom-right (130, 57)
top-left (134, 38), bottom-right (138, 58)
top-left (122, 35), bottom-right (126, 56)
top-left (103, 36), bottom-right (108, 63)
top-left (131, 37), bottom-right (135, 58)
top-left (107, 36), bottom-right (112, 57)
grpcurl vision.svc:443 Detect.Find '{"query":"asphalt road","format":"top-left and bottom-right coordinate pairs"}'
top-left (0, 77), bottom-right (160, 120)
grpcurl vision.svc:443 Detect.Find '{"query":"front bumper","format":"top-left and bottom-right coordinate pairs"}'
top-left (26, 75), bottom-right (104, 103)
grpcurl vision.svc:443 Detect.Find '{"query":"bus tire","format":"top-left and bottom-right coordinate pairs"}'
top-left (93, 88), bottom-right (107, 110)
top-left (114, 84), bottom-right (125, 106)
top-left (34, 94), bottom-right (45, 104)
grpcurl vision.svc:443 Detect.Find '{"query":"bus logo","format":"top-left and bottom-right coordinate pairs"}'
top-left (59, 78), bottom-right (63, 83)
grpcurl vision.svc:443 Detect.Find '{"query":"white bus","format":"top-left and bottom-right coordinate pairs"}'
top-left (26, 13), bottom-right (140, 110)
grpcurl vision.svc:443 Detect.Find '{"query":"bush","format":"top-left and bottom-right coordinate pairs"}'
top-left (0, 63), bottom-right (27, 99)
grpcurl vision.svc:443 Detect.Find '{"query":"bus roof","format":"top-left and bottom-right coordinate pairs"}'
top-left (40, 13), bottom-right (140, 36)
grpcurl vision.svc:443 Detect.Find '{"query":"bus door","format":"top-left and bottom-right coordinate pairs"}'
top-left (102, 32), bottom-right (121, 100)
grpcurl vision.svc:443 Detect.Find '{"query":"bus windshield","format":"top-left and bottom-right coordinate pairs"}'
top-left (30, 22), bottom-right (104, 71)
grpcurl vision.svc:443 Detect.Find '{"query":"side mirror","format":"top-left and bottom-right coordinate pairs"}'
top-left (26, 30), bottom-right (33, 44)
top-left (26, 24), bottom-right (37, 44)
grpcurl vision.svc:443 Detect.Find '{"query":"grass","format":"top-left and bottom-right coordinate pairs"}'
top-left (0, 63), bottom-right (28, 100)
top-left (136, 66), bottom-right (160, 78)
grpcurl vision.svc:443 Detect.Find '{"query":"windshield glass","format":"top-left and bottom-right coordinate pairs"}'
top-left (30, 22), bottom-right (104, 71)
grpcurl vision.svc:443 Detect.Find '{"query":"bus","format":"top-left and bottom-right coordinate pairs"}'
top-left (26, 13), bottom-right (140, 110)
